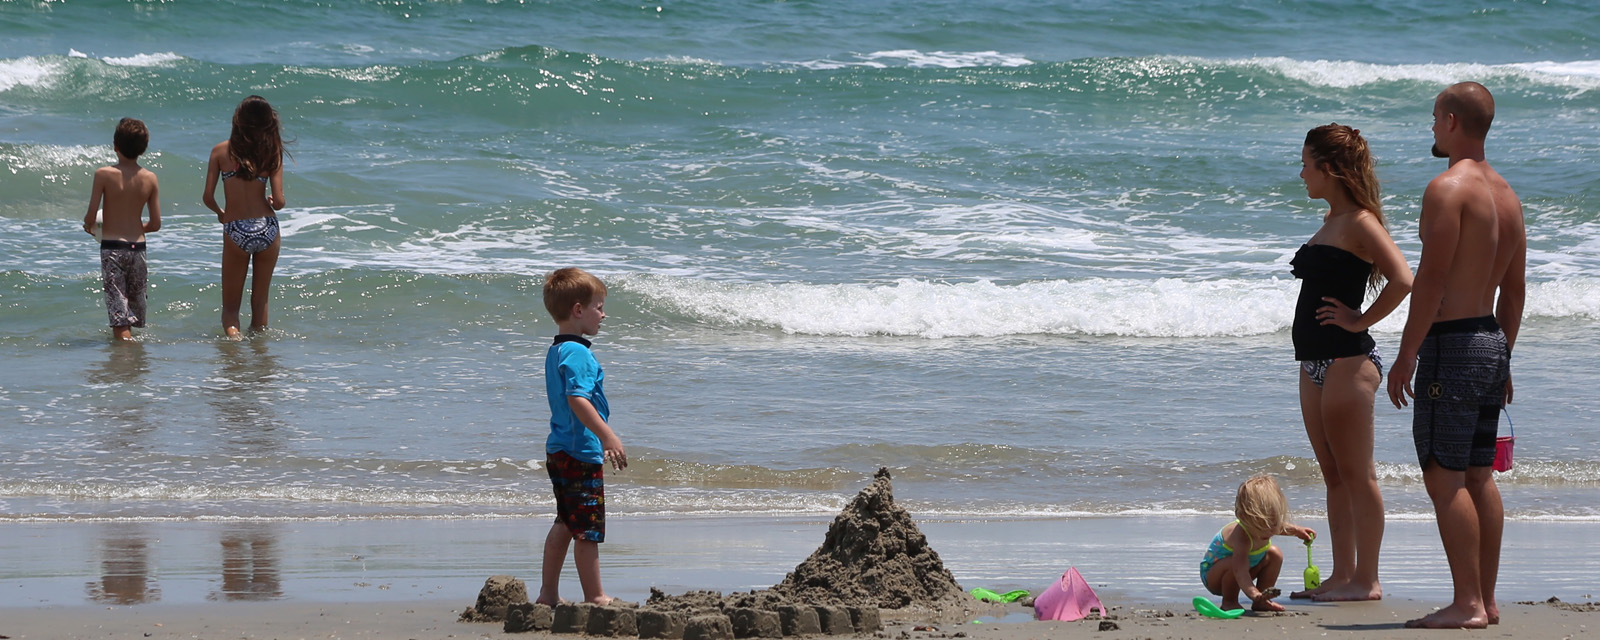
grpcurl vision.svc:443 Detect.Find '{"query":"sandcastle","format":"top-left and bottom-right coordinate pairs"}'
top-left (467, 468), bottom-right (969, 636)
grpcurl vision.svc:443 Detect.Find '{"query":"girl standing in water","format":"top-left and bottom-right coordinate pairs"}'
top-left (203, 95), bottom-right (288, 337)
top-left (1289, 124), bottom-right (1412, 602)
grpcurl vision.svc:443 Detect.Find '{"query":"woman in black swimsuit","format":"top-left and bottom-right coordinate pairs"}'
top-left (1289, 124), bottom-right (1412, 602)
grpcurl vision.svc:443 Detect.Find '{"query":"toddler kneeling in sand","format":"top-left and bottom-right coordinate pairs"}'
top-left (1199, 474), bottom-right (1315, 612)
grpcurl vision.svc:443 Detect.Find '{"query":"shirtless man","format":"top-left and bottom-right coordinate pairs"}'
top-left (1387, 82), bottom-right (1525, 629)
top-left (84, 117), bottom-right (162, 340)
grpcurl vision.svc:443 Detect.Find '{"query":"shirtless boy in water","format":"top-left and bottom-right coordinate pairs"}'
top-left (84, 118), bottom-right (162, 340)
top-left (1388, 82), bottom-right (1525, 629)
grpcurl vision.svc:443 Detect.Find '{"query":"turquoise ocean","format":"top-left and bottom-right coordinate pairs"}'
top-left (2, 0), bottom-right (1599, 603)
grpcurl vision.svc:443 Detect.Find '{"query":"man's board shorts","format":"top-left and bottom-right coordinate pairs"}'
top-left (100, 240), bottom-right (148, 328)
top-left (1413, 316), bottom-right (1509, 471)
top-left (546, 450), bottom-right (605, 542)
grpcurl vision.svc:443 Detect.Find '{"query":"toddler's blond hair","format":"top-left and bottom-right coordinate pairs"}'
top-left (1235, 473), bottom-right (1288, 546)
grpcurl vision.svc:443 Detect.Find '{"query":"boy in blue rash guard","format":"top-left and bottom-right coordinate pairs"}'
top-left (537, 267), bottom-right (626, 607)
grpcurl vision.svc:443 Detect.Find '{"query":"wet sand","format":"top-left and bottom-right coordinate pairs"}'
top-left (3, 515), bottom-right (1598, 637)
top-left (2, 596), bottom-right (1597, 639)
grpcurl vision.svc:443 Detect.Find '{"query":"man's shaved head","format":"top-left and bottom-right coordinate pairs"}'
top-left (1436, 82), bottom-right (1495, 140)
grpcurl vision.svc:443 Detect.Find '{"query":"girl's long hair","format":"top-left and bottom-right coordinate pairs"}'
top-left (228, 95), bottom-right (288, 181)
top-left (1305, 123), bottom-right (1386, 291)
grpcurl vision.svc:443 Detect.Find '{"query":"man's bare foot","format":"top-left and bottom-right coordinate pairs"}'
top-left (1403, 604), bottom-right (1488, 629)
top-left (1251, 598), bottom-right (1285, 612)
top-left (1312, 582), bottom-right (1382, 602)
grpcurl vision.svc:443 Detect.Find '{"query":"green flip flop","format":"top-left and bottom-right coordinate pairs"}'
top-left (969, 588), bottom-right (1031, 603)
top-left (1192, 596), bottom-right (1245, 619)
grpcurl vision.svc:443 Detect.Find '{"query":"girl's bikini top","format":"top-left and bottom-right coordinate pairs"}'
top-left (1290, 243), bottom-right (1377, 361)
top-left (218, 169), bottom-right (269, 183)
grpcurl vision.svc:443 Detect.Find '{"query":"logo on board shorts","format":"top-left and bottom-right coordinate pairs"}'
top-left (1427, 382), bottom-right (1444, 399)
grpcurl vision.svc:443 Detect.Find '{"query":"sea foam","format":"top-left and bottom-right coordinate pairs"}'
top-left (1215, 56), bottom-right (1600, 91)
top-left (100, 52), bottom-right (185, 67)
top-left (623, 274), bottom-right (1600, 338)
top-left (0, 57), bottom-right (58, 92)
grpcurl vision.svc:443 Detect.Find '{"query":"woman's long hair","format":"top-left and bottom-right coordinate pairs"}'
top-left (227, 95), bottom-right (288, 181)
top-left (1305, 123), bottom-right (1386, 291)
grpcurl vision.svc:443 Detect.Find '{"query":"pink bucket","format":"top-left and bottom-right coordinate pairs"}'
top-left (1492, 408), bottom-right (1515, 473)
top-left (1493, 435), bottom-right (1514, 472)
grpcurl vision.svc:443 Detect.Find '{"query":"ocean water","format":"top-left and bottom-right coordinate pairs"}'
top-left (3, 1), bottom-right (1599, 533)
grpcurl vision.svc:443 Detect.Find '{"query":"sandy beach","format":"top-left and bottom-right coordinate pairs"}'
top-left (3, 595), bottom-right (1597, 639)
top-left (5, 507), bottom-right (1599, 638)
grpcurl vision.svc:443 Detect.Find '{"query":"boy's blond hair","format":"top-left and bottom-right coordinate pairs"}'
top-left (543, 267), bottom-right (607, 321)
top-left (1235, 473), bottom-right (1288, 545)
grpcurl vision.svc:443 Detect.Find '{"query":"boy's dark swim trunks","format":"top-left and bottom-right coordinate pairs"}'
top-left (546, 450), bottom-right (605, 542)
top-left (1413, 316), bottom-right (1509, 471)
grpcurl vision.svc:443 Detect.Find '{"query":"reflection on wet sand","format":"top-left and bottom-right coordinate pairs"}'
top-left (208, 338), bottom-right (288, 453)
top-left (84, 340), bottom-right (156, 452)
top-left (86, 523), bottom-right (159, 604)
top-left (212, 522), bottom-right (283, 601)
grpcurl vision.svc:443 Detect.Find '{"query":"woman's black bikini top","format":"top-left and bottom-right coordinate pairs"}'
top-left (1291, 243), bottom-right (1376, 361)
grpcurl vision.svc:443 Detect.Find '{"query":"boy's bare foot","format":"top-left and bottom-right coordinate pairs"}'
top-left (1312, 581), bottom-right (1382, 602)
top-left (1403, 604), bottom-right (1488, 629)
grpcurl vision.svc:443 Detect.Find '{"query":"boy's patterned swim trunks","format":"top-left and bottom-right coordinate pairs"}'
top-left (100, 241), bottom-right (148, 328)
top-left (546, 450), bottom-right (605, 542)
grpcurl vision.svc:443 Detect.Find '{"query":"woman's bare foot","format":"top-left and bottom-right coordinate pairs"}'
top-left (1251, 598), bottom-right (1286, 612)
top-left (587, 595), bottom-right (615, 606)
top-left (1403, 604), bottom-right (1488, 629)
top-left (1487, 601), bottom-right (1499, 625)
top-left (1220, 599), bottom-right (1245, 612)
top-left (1312, 581), bottom-right (1382, 602)
top-left (1290, 577), bottom-right (1342, 599)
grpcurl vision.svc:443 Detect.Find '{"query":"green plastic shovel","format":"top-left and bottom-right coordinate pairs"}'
top-left (1192, 596), bottom-right (1245, 619)
top-left (1303, 535), bottom-right (1321, 591)
top-left (969, 588), bottom-right (1030, 603)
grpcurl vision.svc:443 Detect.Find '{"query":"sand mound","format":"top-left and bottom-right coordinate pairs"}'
top-left (641, 468), bottom-right (967, 622)
top-left (771, 467), bottom-right (965, 610)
